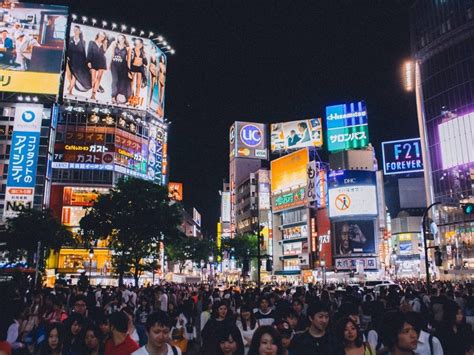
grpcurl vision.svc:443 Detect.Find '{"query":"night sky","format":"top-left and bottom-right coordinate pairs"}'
top-left (34, 0), bottom-right (418, 233)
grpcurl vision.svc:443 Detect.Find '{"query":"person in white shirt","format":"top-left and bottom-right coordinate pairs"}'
top-left (132, 311), bottom-right (181, 355)
top-left (415, 330), bottom-right (444, 355)
top-left (407, 311), bottom-right (444, 355)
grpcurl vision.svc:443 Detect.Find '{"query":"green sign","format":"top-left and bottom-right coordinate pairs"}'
top-left (275, 188), bottom-right (305, 209)
top-left (327, 124), bottom-right (369, 152)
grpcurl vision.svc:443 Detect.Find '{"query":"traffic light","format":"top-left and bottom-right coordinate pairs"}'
top-left (265, 258), bottom-right (273, 272)
top-left (462, 203), bottom-right (474, 215)
top-left (434, 247), bottom-right (443, 267)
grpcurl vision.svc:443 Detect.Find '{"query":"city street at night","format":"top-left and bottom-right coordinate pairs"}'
top-left (0, 0), bottom-right (473, 354)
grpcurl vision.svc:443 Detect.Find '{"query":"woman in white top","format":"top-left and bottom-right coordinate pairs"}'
top-left (236, 305), bottom-right (259, 355)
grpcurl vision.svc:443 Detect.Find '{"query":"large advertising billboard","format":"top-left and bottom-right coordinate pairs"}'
top-left (64, 23), bottom-right (166, 117)
top-left (333, 219), bottom-right (376, 256)
top-left (270, 118), bottom-right (323, 152)
top-left (0, 3), bottom-right (68, 95)
top-left (438, 112), bottom-right (474, 169)
top-left (327, 170), bottom-right (377, 218)
top-left (4, 104), bottom-right (44, 219)
top-left (229, 122), bottom-right (267, 160)
top-left (271, 148), bottom-right (309, 193)
top-left (52, 122), bottom-right (167, 184)
top-left (325, 101), bottom-right (369, 152)
top-left (382, 138), bottom-right (424, 175)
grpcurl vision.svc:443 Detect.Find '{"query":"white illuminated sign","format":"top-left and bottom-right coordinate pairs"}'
top-left (438, 112), bottom-right (474, 169)
top-left (328, 185), bottom-right (377, 218)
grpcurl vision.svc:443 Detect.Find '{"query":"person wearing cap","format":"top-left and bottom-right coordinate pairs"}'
top-left (289, 302), bottom-right (334, 354)
top-left (14, 31), bottom-right (40, 70)
top-left (274, 320), bottom-right (293, 355)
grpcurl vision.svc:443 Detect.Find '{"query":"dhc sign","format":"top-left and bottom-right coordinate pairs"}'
top-left (382, 138), bottom-right (424, 175)
top-left (240, 124), bottom-right (262, 147)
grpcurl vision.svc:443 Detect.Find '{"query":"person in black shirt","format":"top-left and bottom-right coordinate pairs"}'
top-left (290, 302), bottom-right (334, 355)
top-left (254, 296), bottom-right (275, 326)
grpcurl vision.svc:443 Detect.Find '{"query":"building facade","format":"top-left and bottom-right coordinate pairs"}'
top-left (411, 0), bottom-right (474, 277)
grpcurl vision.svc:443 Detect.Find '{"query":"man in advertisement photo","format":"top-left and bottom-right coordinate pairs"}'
top-left (335, 221), bottom-right (371, 256)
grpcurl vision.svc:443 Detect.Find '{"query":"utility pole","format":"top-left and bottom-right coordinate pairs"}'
top-left (422, 202), bottom-right (440, 292)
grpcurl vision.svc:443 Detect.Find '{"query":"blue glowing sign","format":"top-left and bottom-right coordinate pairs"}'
top-left (240, 124), bottom-right (263, 147)
top-left (382, 138), bottom-right (424, 175)
top-left (325, 101), bottom-right (369, 152)
top-left (7, 131), bottom-right (41, 188)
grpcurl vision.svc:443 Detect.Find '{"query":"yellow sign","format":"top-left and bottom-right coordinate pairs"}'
top-left (0, 70), bottom-right (61, 95)
top-left (271, 148), bottom-right (309, 192)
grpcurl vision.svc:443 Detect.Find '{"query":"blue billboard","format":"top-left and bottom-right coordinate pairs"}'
top-left (325, 101), bottom-right (369, 152)
top-left (382, 138), bottom-right (424, 175)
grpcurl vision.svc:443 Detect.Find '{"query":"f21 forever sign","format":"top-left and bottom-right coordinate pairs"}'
top-left (382, 138), bottom-right (424, 175)
top-left (3, 104), bottom-right (44, 219)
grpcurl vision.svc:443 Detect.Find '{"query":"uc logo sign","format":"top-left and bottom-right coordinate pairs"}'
top-left (240, 124), bottom-right (262, 147)
top-left (229, 125), bottom-right (235, 144)
top-left (21, 110), bottom-right (36, 123)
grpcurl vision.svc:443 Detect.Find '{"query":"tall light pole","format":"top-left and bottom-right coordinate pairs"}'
top-left (422, 202), bottom-right (441, 291)
top-left (88, 248), bottom-right (94, 283)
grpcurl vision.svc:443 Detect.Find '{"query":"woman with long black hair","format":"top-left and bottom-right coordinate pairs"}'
top-left (66, 25), bottom-right (91, 95)
top-left (86, 31), bottom-right (108, 100)
top-left (129, 38), bottom-right (147, 104)
top-left (110, 34), bottom-right (131, 104)
top-left (37, 323), bottom-right (64, 355)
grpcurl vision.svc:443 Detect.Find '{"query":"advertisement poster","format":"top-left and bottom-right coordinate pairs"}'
top-left (64, 23), bottom-right (166, 116)
top-left (0, 3), bottom-right (68, 95)
top-left (4, 104), bottom-right (44, 219)
top-left (168, 182), bottom-right (183, 201)
top-left (271, 148), bottom-right (309, 193)
top-left (270, 118), bottom-right (323, 152)
top-left (333, 219), bottom-right (376, 256)
top-left (438, 112), bottom-right (474, 169)
top-left (325, 101), bottom-right (369, 152)
top-left (382, 138), bottom-right (424, 175)
top-left (327, 170), bottom-right (377, 218)
top-left (229, 122), bottom-right (267, 160)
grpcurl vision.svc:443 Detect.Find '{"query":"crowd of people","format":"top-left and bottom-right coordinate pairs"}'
top-left (0, 278), bottom-right (474, 355)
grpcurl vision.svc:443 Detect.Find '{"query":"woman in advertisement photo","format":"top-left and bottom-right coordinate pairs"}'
top-left (87, 31), bottom-right (108, 100)
top-left (130, 38), bottom-right (148, 106)
top-left (148, 50), bottom-right (158, 106)
top-left (110, 34), bottom-right (131, 104)
top-left (66, 25), bottom-right (92, 94)
top-left (156, 54), bottom-right (167, 118)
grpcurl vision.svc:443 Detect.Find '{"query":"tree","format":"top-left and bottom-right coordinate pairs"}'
top-left (221, 233), bottom-right (258, 263)
top-left (0, 208), bottom-right (74, 268)
top-left (80, 177), bottom-right (183, 286)
top-left (166, 237), bottom-right (214, 273)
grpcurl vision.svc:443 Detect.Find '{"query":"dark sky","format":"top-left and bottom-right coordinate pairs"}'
top-left (36, 0), bottom-right (418, 233)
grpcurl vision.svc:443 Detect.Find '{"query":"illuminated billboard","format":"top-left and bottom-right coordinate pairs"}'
top-left (271, 148), bottom-right (309, 193)
top-left (52, 120), bottom-right (168, 184)
top-left (64, 23), bottom-right (166, 116)
top-left (229, 122), bottom-right (267, 160)
top-left (193, 208), bottom-right (201, 227)
top-left (221, 191), bottom-right (231, 223)
top-left (168, 182), bottom-right (183, 201)
top-left (382, 138), bottom-right (423, 175)
top-left (3, 104), bottom-right (44, 219)
top-left (270, 118), bottom-right (323, 152)
top-left (325, 101), bottom-right (369, 152)
top-left (333, 219), bottom-right (376, 256)
top-left (438, 112), bottom-right (474, 169)
top-left (0, 3), bottom-right (68, 95)
top-left (327, 170), bottom-right (377, 218)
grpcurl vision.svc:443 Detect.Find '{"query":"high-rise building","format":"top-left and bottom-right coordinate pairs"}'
top-left (411, 0), bottom-right (474, 275)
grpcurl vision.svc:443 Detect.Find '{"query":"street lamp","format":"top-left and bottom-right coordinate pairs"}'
top-left (320, 260), bottom-right (326, 286)
top-left (200, 260), bottom-right (205, 282)
top-left (208, 256), bottom-right (214, 282)
top-left (422, 202), bottom-right (441, 291)
top-left (88, 248), bottom-right (94, 282)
